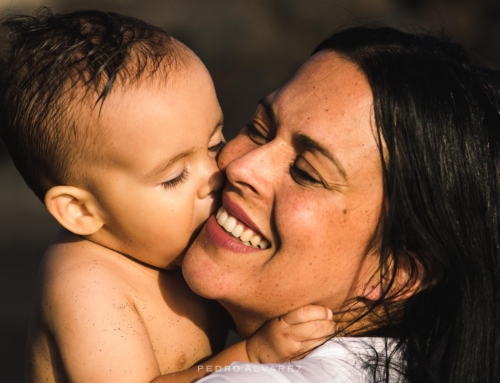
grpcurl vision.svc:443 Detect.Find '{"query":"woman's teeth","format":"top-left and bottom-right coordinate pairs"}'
top-left (216, 208), bottom-right (270, 249)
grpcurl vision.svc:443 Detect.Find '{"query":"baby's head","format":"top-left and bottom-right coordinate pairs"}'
top-left (0, 8), bottom-right (224, 268)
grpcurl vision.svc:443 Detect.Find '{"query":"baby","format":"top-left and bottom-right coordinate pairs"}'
top-left (0, 8), bottom-right (333, 383)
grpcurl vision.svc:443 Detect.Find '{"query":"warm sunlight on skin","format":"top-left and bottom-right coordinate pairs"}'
top-left (86, 57), bottom-right (225, 269)
top-left (183, 51), bottom-right (385, 337)
top-left (26, 55), bottom-right (229, 383)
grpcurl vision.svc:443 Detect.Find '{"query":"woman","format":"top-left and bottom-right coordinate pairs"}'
top-left (183, 27), bottom-right (500, 382)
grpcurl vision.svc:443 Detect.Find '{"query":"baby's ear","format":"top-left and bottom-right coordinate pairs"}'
top-left (45, 186), bottom-right (104, 235)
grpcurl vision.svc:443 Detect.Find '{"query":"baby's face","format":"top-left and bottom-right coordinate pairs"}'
top-left (88, 58), bottom-right (224, 269)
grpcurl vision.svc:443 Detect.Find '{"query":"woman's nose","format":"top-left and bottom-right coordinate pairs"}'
top-left (223, 138), bottom-right (286, 200)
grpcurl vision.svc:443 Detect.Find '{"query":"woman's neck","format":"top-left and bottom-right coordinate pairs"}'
top-left (226, 298), bottom-right (404, 339)
top-left (222, 304), bottom-right (267, 339)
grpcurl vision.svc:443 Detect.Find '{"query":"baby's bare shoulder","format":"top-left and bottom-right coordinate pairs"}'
top-left (29, 230), bottom-right (163, 382)
top-left (39, 232), bottom-right (133, 311)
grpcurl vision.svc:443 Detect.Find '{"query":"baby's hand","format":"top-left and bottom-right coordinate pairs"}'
top-left (245, 305), bottom-right (335, 363)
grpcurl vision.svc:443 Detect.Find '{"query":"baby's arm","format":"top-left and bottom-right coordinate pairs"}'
top-left (151, 305), bottom-right (334, 383)
top-left (40, 261), bottom-right (162, 383)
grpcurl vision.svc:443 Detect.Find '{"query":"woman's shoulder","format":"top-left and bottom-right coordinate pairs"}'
top-left (198, 337), bottom-right (404, 383)
top-left (308, 336), bottom-right (400, 358)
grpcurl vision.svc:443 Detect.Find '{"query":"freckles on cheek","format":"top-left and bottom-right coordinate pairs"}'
top-left (283, 194), bottom-right (351, 252)
top-left (290, 210), bottom-right (317, 244)
top-left (282, 196), bottom-right (328, 243)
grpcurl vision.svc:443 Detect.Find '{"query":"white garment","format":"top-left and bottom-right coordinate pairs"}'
top-left (198, 337), bottom-right (403, 383)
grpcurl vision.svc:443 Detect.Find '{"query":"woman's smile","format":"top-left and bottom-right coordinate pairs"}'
top-left (203, 192), bottom-right (272, 253)
top-left (215, 207), bottom-right (270, 249)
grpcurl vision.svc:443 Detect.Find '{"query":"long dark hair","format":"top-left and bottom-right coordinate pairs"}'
top-left (314, 27), bottom-right (500, 382)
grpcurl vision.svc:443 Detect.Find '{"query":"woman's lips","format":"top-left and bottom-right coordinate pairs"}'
top-left (216, 207), bottom-right (270, 249)
top-left (205, 215), bottom-right (262, 253)
top-left (222, 195), bottom-right (268, 241)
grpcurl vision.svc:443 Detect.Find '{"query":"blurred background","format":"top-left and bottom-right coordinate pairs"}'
top-left (1, 0), bottom-right (499, 381)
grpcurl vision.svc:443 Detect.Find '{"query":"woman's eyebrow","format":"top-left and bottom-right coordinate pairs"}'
top-left (258, 97), bottom-right (279, 126)
top-left (294, 133), bottom-right (347, 180)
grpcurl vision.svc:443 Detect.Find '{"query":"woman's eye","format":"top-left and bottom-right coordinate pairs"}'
top-left (161, 168), bottom-right (189, 190)
top-left (244, 121), bottom-right (270, 145)
top-left (208, 139), bottom-right (226, 153)
top-left (290, 159), bottom-right (323, 186)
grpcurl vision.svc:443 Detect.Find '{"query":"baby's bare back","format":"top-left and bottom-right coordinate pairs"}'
top-left (25, 230), bottom-right (227, 383)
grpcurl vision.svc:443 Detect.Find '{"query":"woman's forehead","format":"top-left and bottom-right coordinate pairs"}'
top-left (269, 51), bottom-right (372, 125)
top-left (259, 52), bottom-right (374, 153)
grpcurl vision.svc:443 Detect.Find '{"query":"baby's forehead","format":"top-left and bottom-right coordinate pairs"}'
top-left (67, 53), bottom-right (198, 145)
top-left (71, 56), bottom-right (218, 175)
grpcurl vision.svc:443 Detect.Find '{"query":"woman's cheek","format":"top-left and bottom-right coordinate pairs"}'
top-left (276, 192), bottom-right (326, 247)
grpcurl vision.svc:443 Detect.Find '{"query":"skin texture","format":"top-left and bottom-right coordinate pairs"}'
top-left (26, 57), bottom-right (229, 383)
top-left (183, 51), bottom-right (385, 338)
top-left (27, 53), bottom-right (337, 383)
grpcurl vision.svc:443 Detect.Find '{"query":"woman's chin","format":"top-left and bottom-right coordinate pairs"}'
top-left (182, 215), bottom-right (266, 300)
top-left (182, 228), bottom-right (228, 299)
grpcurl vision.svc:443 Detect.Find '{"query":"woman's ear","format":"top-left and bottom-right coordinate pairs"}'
top-left (44, 186), bottom-right (104, 235)
top-left (363, 256), bottom-right (425, 302)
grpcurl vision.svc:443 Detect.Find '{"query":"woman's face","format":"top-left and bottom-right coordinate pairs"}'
top-left (183, 51), bottom-right (385, 330)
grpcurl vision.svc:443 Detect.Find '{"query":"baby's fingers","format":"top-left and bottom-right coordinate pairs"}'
top-left (281, 305), bottom-right (333, 325)
top-left (288, 319), bottom-right (336, 342)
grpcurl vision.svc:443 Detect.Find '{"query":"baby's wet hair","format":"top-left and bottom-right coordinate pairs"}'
top-left (0, 7), bottom-right (190, 200)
